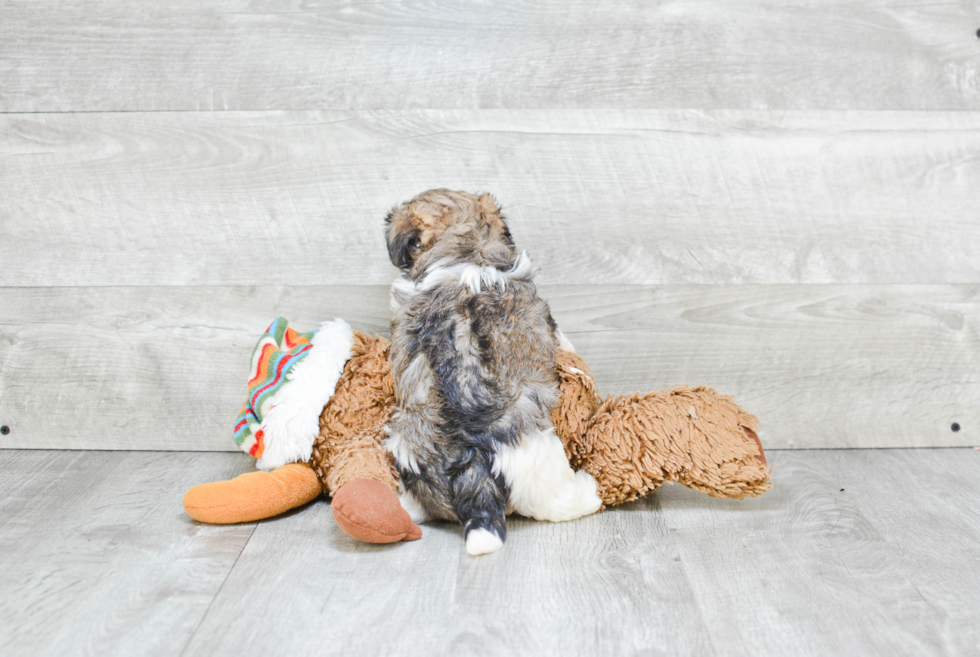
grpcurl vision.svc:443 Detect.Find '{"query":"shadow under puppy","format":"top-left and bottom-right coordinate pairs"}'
top-left (384, 189), bottom-right (601, 556)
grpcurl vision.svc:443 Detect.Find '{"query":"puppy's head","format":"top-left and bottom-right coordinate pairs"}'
top-left (385, 189), bottom-right (515, 276)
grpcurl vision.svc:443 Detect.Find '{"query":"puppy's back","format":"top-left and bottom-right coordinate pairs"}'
top-left (387, 252), bottom-right (559, 548)
top-left (385, 189), bottom-right (600, 556)
top-left (410, 273), bottom-right (558, 440)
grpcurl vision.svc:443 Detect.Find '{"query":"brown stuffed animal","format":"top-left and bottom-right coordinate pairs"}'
top-left (551, 348), bottom-right (770, 505)
top-left (183, 324), bottom-right (770, 542)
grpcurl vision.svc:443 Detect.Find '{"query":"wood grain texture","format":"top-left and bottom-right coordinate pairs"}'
top-left (661, 448), bottom-right (980, 656)
top-left (834, 449), bottom-right (980, 655)
top-left (552, 284), bottom-right (980, 450)
top-left (2, 110), bottom-right (979, 287)
top-left (177, 449), bottom-right (978, 656)
top-left (0, 450), bottom-right (257, 657)
top-left (1, 449), bottom-right (977, 656)
top-left (0, 284), bottom-right (975, 451)
top-left (1, 1), bottom-right (978, 112)
top-left (182, 480), bottom-right (712, 656)
top-left (0, 286), bottom-right (393, 453)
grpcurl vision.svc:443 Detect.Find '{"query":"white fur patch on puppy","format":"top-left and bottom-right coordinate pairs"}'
top-left (389, 275), bottom-right (419, 312)
top-left (419, 250), bottom-right (536, 294)
top-left (493, 428), bottom-right (602, 522)
top-left (255, 319), bottom-right (354, 472)
top-left (396, 486), bottom-right (432, 525)
top-left (385, 426), bottom-right (421, 475)
top-left (466, 528), bottom-right (504, 556)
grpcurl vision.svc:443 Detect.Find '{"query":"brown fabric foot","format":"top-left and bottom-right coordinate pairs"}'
top-left (743, 427), bottom-right (767, 466)
top-left (331, 478), bottom-right (422, 544)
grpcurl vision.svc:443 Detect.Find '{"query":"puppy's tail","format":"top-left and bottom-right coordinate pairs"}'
top-left (451, 448), bottom-right (508, 556)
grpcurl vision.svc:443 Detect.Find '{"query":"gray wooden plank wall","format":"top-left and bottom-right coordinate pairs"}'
top-left (1, 1), bottom-right (978, 452)
top-left (0, 285), bottom-right (976, 451)
top-left (1, 1), bottom-right (978, 111)
top-left (4, 111), bottom-right (980, 287)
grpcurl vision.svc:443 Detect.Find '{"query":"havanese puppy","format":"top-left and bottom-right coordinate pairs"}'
top-left (384, 189), bottom-right (601, 556)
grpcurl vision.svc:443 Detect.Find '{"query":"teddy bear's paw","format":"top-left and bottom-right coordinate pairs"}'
top-left (331, 478), bottom-right (423, 544)
top-left (743, 427), bottom-right (767, 466)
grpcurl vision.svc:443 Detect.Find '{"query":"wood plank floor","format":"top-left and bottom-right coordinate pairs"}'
top-left (1, 448), bottom-right (977, 656)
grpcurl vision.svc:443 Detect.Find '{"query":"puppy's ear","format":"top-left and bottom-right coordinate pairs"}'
top-left (387, 226), bottom-right (422, 270)
top-left (478, 193), bottom-right (513, 246)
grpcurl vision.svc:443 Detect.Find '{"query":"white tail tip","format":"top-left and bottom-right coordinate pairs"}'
top-left (465, 528), bottom-right (503, 556)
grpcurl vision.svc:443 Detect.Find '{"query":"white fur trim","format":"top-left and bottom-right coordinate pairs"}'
top-left (556, 329), bottom-right (576, 353)
top-left (466, 528), bottom-right (503, 556)
top-left (255, 319), bottom-right (355, 472)
top-left (493, 428), bottom-right (602, 522)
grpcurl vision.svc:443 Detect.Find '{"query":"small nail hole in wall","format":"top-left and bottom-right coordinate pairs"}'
top-left (976, 28), bottom-right (980, 39)
top-left (0, 426), bottom-right (9, 435)
top-left (951, 423), bottom-right (961, 432)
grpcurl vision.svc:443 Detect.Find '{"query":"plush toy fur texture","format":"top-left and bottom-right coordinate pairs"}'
top-left (309, 330), bottom-right (399, 496)
top-left (184, 330), bottom-right (770, 536)
top-left (552, 350), bottom-right (770, 505)
top-left (308, 333), bottom-right (770, 511)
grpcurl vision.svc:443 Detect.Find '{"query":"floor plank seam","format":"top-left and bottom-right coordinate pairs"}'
top-left (178, 521), bottom-right (259, 656)
top-left (664, 510), bottom-right (722, 657)
top-left (0, 109), bottom-right (332, 115)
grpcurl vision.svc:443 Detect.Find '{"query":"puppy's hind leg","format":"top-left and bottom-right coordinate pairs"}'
top-left (494, 427), bottom-right (603, 523)
top-left (451, 450), bottom-right (508, 556)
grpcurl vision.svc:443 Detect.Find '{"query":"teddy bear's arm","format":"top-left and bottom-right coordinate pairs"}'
top-left (581, 387), bottom-right (771, 506)
top-left (552, 349), bottom-right (771, 507)
top-left (551, 349), bottom-right (602, 469)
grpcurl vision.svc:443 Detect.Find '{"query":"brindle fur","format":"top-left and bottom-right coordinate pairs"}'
top-left (385, 189), bottom-right (559, 545)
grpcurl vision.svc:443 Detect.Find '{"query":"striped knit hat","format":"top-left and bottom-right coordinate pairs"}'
top-left (234, 317), bottom-right (355, 472)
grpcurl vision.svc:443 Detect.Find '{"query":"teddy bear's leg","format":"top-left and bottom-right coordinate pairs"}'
top-left (311, 424), bottom-right (422, 544)
top-left (182, 462), bottom-right (322, 524)
top-left (581, 387), bottom-right (772, 506)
